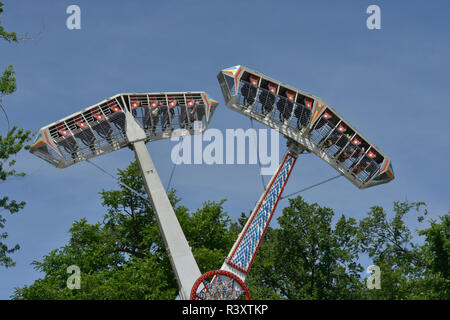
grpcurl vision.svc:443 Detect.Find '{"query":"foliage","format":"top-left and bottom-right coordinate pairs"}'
top-left (11, 163), bottom-right (449, 300)
top-left (0, 2), bottom-right (18, 43)
top-left (246, 197), bottom-right (364, 299)
top-left (0, 2), bottom-right (31, 268)
top-left (357, 202), bottom-right (449, 299)
top-left (13, 161), bottom-right (235, 299)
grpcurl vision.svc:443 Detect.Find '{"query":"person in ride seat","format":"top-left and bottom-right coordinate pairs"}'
top-left (324, 130), bottom-right (343, 148)
top-left (74, 116), bottom-right (96, 153)
top-left (144, 101), bottom-right (160, 133)
top-left (324, 123), bottom-right (348, 151)
top-left (338, 144), bottom-right (364, 162)
top-left (276, 91), bottom-right (294, 123)
top-left (353, 150), bottom-right (379, 177)
top-left (353, 156), bottom-right (372, 175)
top-left (258, 83), bottom-right (276, 116)
top-left (240, 75), bottom-right (258, 108)
top-left (161, 100), bottom-right (176, 131)
top-left (294, 97), bottom-right (312, 130)
top-left (180, 100), bottom-right (198, 129)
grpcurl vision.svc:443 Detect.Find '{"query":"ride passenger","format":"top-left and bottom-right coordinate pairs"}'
top-left (338, 144), bottom-right (364, 163)
top-left (161, 100), bottom-right (176, 131)
top-left (144, 99), bottom-right (160, 133)
top-left (180, 100), bottom-right (198, 129)
top-left (324, 130), bottom-right (343, 148)
top-left (353, 154), bottom-right (378, 177)
top-left (240, 75), bottom-right (258, 108)
top-left (276, 91), bottom-right (294, 123)
top-left (259, 83), bottom-right (276, 116)
top-left (293, 96), bottom-right (312, 130)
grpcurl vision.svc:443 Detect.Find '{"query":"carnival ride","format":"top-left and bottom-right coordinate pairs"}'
top-left (30, 66), bottom-right (394, 300)
top-left (189, 65), bottom-right (394, 300)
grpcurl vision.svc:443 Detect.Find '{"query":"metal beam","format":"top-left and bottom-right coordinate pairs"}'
top-left (125, 112), bottom-right (201, 300)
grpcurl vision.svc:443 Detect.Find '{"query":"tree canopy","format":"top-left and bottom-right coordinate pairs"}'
top-left (0, 1), bottom-right (31, 268)
top-left (13, 161), bottom-right (236, 299)
top-left (12, 161), bottom-right (449, 300)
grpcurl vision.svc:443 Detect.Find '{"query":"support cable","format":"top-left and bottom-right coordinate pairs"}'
top-left (166, 135), bottom-right (185, 192)
top-left (0, 100), bottom-right (11, 132)
top-left (166, 161), bottom-right (177, 192)
top-left (280, 173), bottom-right (343, 200)
top-left (86, 159), bottom-right (149, 202)
top-left (250, 117), bottom-right (266, 191)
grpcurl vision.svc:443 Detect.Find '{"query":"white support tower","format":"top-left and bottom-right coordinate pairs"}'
top-left (30, 92), bottom-right (219, 300)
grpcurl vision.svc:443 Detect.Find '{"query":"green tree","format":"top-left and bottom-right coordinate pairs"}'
top-left (419, 215), bottom-right (449, 281)
top-left (12, 161), bottom-right (449, 299)
top-left (358, 202), bottom-right (450, 299)
top-left (12, 161), bottom-right (235, 299)
top-left (0, 1), bottom-right (31, 268)
top-left (246, 196), bottom-right (365, 299)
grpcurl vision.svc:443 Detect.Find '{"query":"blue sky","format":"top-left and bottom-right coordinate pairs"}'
top-left (1, 0), bottom-right (449, 299)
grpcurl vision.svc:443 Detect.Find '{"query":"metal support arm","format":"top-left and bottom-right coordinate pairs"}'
top-left (125, 112), bottom-right (201, 300)
top-left (220, 143), bottom-right (300, 282)
top-left (191, 140), bottom-right (302, 299)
